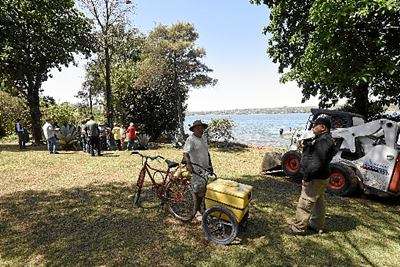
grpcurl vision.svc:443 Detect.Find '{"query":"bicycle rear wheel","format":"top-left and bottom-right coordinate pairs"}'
top-left (166, 179), bottom-right (197, 222)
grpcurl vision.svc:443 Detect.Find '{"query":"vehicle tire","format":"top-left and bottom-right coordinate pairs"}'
top-left (281, 150), bottom-right (302, 178)
top-left (166, 179), bottom-right (197, 222)
top-left (327, 163), bottom-right (358, 196)
top-left (202, 206), bottom-right (238, 245)
top-left (135, 185), bottom-right (162, 209)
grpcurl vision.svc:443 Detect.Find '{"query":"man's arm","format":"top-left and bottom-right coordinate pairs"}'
top-left (183, 153), bottom-right (193, 173)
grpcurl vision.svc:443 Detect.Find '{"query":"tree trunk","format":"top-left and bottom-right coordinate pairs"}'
top-left (176, 99), bottom-right (185, 137)
top-left (352, 84), bottom-right (369, 118)
top-left (27, 88), bottom-right (42, 145)
top-left (172, 57), bottom-right (185, 137)
top-left (89, 85), bottom-right (93, 115)
top-left (104, 42), bottom-right (113, 126)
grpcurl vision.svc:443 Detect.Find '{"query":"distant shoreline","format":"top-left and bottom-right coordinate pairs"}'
top-left (187, 106), bottom-right (316, 116)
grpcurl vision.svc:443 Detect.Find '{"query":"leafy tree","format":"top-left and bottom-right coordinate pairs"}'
top-left (79, 0), bottom-right (134, 126)
top-left (207, 119), bottom-right (235, 147)
top-left (137, 23), bottom-right (217, 136)
top-left (0, 0), bottom-right (94, 143)
top-left (0, 92), bottom-right (30, 137)
top-left (42, 102), bottom-right (81, 126)
top-left (78, 26), bottom-right (143, 122)
top-left (77, 60), bottom-right (105, 115)
top-left (252, 0), bottom-right (400, 118)
top-left (109, 54), bottom-right (180, 139)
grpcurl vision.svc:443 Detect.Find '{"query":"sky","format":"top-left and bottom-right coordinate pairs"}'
top-left (42, 0), bottom-right (319, 112)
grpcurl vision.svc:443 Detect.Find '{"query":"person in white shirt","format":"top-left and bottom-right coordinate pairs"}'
top-left (42, 119), bottom-right (58, 154)
top-left (15, 119), bottom-right (26, 149)
top-left (183, 120), bottom-right (213, 212)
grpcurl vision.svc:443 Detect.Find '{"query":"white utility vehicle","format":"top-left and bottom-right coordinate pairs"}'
top-left (329, 118), bottom-right (400, 197)
top-left (268, 109), bottom-right (400, 197)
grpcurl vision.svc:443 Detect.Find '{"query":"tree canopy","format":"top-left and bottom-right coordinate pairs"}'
top-left (252, 0), bottom-right (400, 118)
top-left (0, 0), bottom-right (94, 143)
top-left (79, 0), bottom-right (134, 126)
top-left (79, 22), bottom-right (216, 139)
top-left (137, 23), bottom-right (217, 136)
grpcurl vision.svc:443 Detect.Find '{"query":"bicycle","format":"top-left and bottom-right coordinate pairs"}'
top-left (131, 151), bottom-right (197, 222)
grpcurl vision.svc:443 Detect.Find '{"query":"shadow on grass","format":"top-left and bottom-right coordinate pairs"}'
top-left (100, 153), bottom-right (120, 158)
top-left (0, 176), bottom-right (398, 265)
top-left (229, 175), bottom-right (399, 265)
top-left (0, 183), bottom-right (180, 265)
top-left (0, 143), bottom-right (48, 152)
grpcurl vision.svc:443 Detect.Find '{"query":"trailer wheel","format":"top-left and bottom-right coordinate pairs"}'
top-left (327, 163), bottom-right (358, 196)
top-left (281, 151), bottom-right (302, 178)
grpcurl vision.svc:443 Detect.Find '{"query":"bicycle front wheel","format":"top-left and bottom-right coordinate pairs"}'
top-left (135, 185), bottom-right (163, 209)
top-left (166, 179), bottom-right (197, 222)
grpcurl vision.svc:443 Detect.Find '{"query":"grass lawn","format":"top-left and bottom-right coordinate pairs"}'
top-left (0, 143), bottom-right (399, 266)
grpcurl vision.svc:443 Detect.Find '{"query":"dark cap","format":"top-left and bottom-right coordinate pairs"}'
top-left (313, 115), bottom-right (332, 130)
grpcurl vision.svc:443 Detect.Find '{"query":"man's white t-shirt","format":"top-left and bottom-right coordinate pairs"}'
top-left (183, 134), bottom-right (210, 172)
top-left (42, 122), bottom-right (55, 140)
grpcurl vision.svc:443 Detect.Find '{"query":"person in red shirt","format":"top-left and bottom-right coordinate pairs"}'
top-left (126, 122), bottom-right (137, 150)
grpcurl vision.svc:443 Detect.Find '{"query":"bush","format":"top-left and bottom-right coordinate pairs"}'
top-left (207, 119), bottom-right (235, 147)
top-left (57, 124), bottom-right (81, 150)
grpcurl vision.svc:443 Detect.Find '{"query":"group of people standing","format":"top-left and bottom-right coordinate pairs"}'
top-left (15, 116), bottom-right (137, 157)
top-left (15, 118), bottom-right (59, 154)
top-left (80, 117), bottom-right (137, 156)
top-left (110, 122), bottom-right (137, 151)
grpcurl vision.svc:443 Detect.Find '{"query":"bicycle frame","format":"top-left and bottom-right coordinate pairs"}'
top-left (134, 152), bottom-right (188, 203)
top-left (136, 159), bottom-right (170, 188)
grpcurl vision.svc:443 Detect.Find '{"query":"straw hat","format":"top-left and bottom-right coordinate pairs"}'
top-left (189, 120), bottom-right (208, 131)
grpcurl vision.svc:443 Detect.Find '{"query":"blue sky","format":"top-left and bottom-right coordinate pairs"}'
top-left (42, 0), bottom-right (318, 112)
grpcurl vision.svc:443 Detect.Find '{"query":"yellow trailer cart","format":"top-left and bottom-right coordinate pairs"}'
top-left (202, 179), bottom-right (253, 245)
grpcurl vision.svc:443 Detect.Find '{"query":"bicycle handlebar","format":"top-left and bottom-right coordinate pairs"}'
top-left (183, 161), bottom-right (217, 180)
top-left (131, 151), bottom-right (165, 161)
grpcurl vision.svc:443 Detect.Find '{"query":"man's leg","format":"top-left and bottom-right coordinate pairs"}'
top-left (47, 139), bottom-right (52, 154)
top-left (18, 133), bottom-right (23, 149)
top-left (49, 137), bottom-right (56, 153)
top-left (86, 138), bottom-right (91, 154)
top-left (53, 138), bottom-right (58, 153)
top-left (290, 180), bottom-right (318, 233)
top-left (96, 136), bottom-right (101, 156)
top-left (309, 179), bottom-right (329, 231)
top-left (192, 174), bottom-right (207, 213)
top-left (89, 137), bottom-right (95, 156)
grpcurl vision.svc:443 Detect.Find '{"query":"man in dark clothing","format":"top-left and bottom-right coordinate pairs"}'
top-left (84, 116), bottom-right (101, 156)
top-left (289, 115), bottom-right (337, 234)
top-left (15, 119), bottom-right (26, 149)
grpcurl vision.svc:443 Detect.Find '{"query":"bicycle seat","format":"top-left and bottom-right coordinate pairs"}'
top-left (165, 159), bottom-right (179, 168)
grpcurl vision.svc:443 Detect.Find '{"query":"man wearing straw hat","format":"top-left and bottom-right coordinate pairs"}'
top-left (183, 120), bottom-right (214, 212)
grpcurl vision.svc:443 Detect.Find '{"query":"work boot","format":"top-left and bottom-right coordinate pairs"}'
top-left (307, 224), bottom-right (325, 235)
top-left (285, 225), bottom-right (307, 236)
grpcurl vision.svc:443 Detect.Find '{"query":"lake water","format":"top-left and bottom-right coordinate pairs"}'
top-left (185, 113), bottom-right (311, 147)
